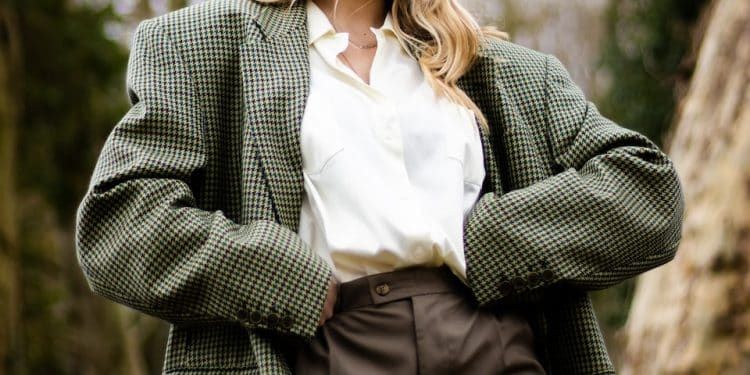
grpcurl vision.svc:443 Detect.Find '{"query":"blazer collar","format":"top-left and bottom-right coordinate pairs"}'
top-left (248, 0), bottom-right (307, 42)
top-left (242, 0), bottom-right (507, 232)
top-left (248, 1), bottom-right (418, 56)
top-left (306, 0), bottom-right (396, 46)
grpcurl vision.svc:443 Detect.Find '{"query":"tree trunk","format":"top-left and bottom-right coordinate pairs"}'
top-left (621, 0), bottom-right (750, 373)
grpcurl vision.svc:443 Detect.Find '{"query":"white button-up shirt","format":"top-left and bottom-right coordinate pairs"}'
top-left (298, 0), bottom-right (485, 283)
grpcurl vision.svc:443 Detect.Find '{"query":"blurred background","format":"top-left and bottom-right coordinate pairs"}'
top-left (1, 0), bottom-right (748, 373)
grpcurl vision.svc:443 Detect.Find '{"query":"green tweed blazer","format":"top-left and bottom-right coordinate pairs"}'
top-left (75, 0), bottom-right (685, 374)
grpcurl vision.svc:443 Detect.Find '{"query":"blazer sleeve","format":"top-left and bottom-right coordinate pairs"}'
top-left (463, 54), bottom-right (686, 307)
top-left (74, 19), bottom-right (332, 341)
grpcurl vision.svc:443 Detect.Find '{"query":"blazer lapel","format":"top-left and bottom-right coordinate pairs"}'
top-left (241, 1), bottom-right (510, 231)
top-left (241, 1), bottom-right (310, 231)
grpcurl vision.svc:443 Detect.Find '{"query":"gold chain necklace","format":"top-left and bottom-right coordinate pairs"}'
top-left (321, 1), bottom-right (379, 50)
top-left (347, 38), bottom-right (377, 50)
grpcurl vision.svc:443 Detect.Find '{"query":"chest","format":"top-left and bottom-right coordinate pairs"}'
top-left (302, 41), bottom-right (482, 182)
top-left (236, 32), bottom-right (550, 230)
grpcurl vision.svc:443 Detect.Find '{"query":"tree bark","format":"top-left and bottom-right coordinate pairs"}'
top-left (621, 0), bottom-right (750, 373)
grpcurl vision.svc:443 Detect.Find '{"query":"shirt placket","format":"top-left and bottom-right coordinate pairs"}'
top-left (313, 27), bottom-right (435, 260)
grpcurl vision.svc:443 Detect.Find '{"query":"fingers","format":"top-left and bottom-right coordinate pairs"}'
top-left (318, 276), bottom-right (338, 327)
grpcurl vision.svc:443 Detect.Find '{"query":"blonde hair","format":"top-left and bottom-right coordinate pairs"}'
top-left (256, 0), bottom-right (507, 133)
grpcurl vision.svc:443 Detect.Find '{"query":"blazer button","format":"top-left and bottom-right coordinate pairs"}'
top-left (236, 308), bottom-right (249, 322)
top-left (237, 309), bottom-right (253, 329)
top-left (527, 272), bottom-right (541, 285)
top-left (249, 310), bottom-right (264, 325)
top-left (542, 269), bottom-right (555, 282)
top-left (281, 316), bottom-right (294, 330)
top-left (498, 280), bottom-right (513, 295)
top-left (267, 313), bottom-right (280, 327)
top-left (511, 277), bottom-right (527, 291)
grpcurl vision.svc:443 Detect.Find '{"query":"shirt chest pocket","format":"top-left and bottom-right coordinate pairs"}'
top-left (300, 107), bottom-right (347, 176)
top-left (444, 131), bottom-right (466, 167)
top-left (442, 108), bottom-right (486, 189)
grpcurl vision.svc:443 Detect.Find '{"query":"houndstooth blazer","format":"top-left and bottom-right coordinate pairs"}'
top-left (75, 0), bottom-right (685, 374)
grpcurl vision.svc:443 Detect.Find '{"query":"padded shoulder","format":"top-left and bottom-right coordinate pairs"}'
top-left (480, 37), bottom-right (550, 87)
top-left (142, 0), bottom-right (261, 47)
top-left (482, 37), bottom-right (548, 67)
top-left (476, 37), bottom-right (559, 125)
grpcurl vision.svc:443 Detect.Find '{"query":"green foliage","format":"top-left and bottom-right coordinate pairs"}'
top-left (14, 0), bottom-right (129, 222)
top-left (7, 0), bottom-right (131, 373)
top-left (597, 0), bottom-right (706, 146)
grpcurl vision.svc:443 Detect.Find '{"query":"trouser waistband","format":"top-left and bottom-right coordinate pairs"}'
top-left (334, 265), bottom-right (472, 313)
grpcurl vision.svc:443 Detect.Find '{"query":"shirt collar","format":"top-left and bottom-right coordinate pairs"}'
top-left (306, 0), bottom-right (395, 46)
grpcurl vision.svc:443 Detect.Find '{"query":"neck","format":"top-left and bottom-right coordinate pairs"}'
top-left (311, 0), bottom-right (388, 32)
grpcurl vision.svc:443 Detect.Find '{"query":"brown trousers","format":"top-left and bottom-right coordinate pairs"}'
top-left (294, 266), bottom-right (546, 374)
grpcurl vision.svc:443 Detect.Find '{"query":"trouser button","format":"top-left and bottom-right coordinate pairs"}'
top-left (375, 283), bottom-right (391, 296)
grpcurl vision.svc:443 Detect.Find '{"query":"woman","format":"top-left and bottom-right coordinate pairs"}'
top-left (75, 0), bottom-right (685, 374)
